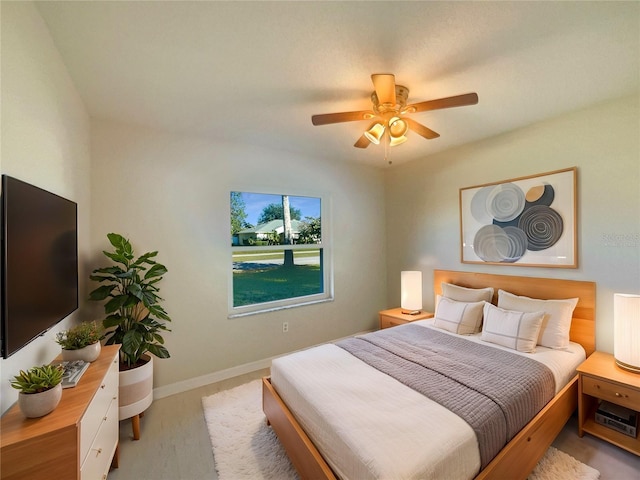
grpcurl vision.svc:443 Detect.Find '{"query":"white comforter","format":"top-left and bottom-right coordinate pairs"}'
top-left (270, 320), bottom-right (586, 480)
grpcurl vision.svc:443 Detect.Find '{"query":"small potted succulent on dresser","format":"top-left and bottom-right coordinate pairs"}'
top-left (56, 321), bottom-right (105, 362)
top-left (10, 365), bottom-right (64, 418)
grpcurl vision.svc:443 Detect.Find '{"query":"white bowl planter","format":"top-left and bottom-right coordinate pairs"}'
top-left (18, 383), bottom-right (63, 418)
top-left (61, 342), bottom-right (102, 363)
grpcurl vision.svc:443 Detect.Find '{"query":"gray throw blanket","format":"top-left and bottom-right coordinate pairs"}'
top-left (336, 324), bottom-right (555, 468)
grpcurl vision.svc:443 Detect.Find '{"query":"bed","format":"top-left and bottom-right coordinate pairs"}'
top-left (263, 270), bottom-right (596, 479)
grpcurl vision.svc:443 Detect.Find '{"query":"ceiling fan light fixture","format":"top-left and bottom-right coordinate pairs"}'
top-left (389, 117), bottom-right (408, 137)
top-left (364, 122), bottom-right (385, 144)
top-left (388, 117), bottom-right (408, 147)
top-left (389, 133), bottom-right (408, 147)
top-left (310, 73), bottom-right (478, 158)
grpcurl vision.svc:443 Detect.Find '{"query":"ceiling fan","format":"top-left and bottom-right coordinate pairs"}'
top-left (311, 74), bottom-right (478, 149)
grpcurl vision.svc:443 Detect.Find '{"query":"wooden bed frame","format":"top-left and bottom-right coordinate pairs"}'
top-left (263, 270), bottom-right (596, 480)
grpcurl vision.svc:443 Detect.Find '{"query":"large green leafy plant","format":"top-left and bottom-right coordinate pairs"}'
top-left (89, 233), bottom-right (171, 368)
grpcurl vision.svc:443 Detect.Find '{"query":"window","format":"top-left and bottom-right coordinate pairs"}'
top-left (229, 191), bottom-right (332, 316)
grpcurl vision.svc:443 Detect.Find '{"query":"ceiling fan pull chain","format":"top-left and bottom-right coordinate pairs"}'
top-left (384, 132), bottom-right (391, 165)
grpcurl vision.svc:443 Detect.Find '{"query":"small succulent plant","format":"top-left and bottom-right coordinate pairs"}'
top-left (10, 365), bottom-right (64, 394)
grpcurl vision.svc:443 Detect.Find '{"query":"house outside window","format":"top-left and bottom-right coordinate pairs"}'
top-left (229, 191), bottom-right (332, 316)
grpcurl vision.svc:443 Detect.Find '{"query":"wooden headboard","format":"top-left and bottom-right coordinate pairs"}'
top-left (433, 270), bottom-right (596, 356)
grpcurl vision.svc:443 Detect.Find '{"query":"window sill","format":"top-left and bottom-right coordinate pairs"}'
top-left (228, 297), bottom-right (334, 319)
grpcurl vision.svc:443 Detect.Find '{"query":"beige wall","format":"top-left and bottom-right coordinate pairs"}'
top-left (0, 2), bottom-right (91, 413)
top-left (89, 120), bottom-right (387, 393)
top-left (385, 94), bottom-right (640, 353)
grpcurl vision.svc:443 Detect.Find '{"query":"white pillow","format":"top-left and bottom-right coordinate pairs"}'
top-left (497, 289), bottom-right (578, 349)
top-left (433, 296), bottom-right (485, 335)
top-left (481, 303), bottom-right (545, 353)
top-left (442, 282), bottom-right (494, 303)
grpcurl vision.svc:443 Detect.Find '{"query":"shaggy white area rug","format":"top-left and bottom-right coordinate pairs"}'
top-left (202, 380), bottom-right (600, 480)
top-left (202, 380), bottom-right (297, 480)
top-left (529, 446), bottom-right (600, 480)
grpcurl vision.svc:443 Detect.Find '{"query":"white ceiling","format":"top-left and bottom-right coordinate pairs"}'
top-left (35, 1), bottom-right (639, 167)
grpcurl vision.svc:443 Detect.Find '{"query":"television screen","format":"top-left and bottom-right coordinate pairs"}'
top-left (1, 175), bottom-right (78, 358)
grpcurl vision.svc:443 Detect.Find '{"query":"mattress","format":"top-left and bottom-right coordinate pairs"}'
top-left (270, 320), bottom-right (586, 480)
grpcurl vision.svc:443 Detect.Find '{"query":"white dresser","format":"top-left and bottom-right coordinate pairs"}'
top-left (1, 345), bottom-right (120, 480)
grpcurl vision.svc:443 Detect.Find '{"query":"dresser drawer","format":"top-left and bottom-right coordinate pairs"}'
top-left (80, 356), bottom-right (118, 462)
top-left (81, 396), bottom-right (119, 480)
top-left (582, 375), bottom-right (640, 411)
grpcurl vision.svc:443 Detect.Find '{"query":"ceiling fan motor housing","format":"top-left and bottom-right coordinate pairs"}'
top-left (371, 85), bottom-right (409, 115)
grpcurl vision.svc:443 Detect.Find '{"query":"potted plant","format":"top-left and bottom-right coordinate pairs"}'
top-left (10, 365), bottom-right (64, 418)
top-left (89, 233), bottom-right (171, 439)
top-left (56, 321), bottom-right (104, 362)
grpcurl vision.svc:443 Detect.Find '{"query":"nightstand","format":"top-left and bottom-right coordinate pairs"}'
top-left (577, 351), bottom-right (640, 456)
top-left (379, 307), bottom-right (434, 329)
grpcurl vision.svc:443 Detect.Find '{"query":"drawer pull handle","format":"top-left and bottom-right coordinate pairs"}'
top-left (101, 384), bottom-right (106, 389)
top-left (93, 447), bottom-right (103, 457)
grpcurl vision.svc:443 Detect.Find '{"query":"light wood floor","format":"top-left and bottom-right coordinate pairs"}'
top-left (108, 369), bottom-right (640, 480)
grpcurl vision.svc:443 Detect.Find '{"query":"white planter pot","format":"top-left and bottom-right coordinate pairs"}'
top-left (61, 342), bottom-right (102, 363)
top-left (118, 354), bottom-right (153, 421)
top-left (18, 383), bottom-right (63, 418)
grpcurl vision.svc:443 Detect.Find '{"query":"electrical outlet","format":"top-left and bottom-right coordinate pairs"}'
top-left (282, 322), bottom-right (289, 333)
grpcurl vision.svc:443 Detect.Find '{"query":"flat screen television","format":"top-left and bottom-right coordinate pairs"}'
top-left (1, 175), bottom-right (78, 358)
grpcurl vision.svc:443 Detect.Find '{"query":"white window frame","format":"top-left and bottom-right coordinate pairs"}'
top-left (228, 191), bottom-right (333, 318)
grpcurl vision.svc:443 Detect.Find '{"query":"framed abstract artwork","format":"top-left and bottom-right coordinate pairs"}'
top-left (460, 167), bottom-right (577, 268)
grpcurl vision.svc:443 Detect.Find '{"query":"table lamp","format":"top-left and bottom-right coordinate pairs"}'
top-left (614, 293), bottom-right (640, 373)
top-left (401, 271), bottom-right (422, 315)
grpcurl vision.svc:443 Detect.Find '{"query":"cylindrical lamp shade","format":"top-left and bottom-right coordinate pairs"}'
top-left (401, 271), bottom-right (422, 314)
top-left (614, 293), bottom-right (640, 373)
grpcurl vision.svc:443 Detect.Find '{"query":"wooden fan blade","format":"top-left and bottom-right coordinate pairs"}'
top-left (404, 117), bottom-right (440, 139)
top-left (354, 135), bottom-right (371, 148)
top-left (311, 110), bottom-right (375, 126)
top-left (371, 74), bottom-right (396, 104)
top-left (406, 93), bottom-right (478, 113)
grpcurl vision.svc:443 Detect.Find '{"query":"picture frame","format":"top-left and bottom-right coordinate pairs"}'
top-left (459, 167), bottom-right (577, 268)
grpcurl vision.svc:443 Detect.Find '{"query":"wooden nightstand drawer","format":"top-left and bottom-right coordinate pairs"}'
top-left (582, 375), bottom-right (640, 411)
top-left (380, 315), bottom-right (406, 329)
top-left (379, 308), bottom-right (434, 329)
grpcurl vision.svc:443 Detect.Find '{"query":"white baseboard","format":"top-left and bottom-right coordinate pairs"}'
top-left (152, 356), bottom-right (273, 400)
top-left (152, 329), bottom-right (374, 400)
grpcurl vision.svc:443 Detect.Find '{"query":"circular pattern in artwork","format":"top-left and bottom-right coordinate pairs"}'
top-left (473, 225), bottom-right (509, 262)
top-left (518, 205), bottom-right (564, 251)
top-left (473, 224), bottom-right (529, 263)
top-left (485, 183), bottom-right (526, 222)
top-left (501, 226), bottom-right (529, 262)
top-left (525, 184), bottom-right (555, 207)
top-left (470, 186), bottom-right (495, 224)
